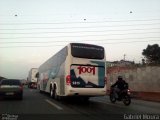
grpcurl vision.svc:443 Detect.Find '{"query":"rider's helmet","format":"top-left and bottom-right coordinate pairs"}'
top-left (118, 76), bottom-right (123, 81)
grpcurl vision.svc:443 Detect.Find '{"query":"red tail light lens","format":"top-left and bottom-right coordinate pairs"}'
top-left (66, 75), bottom-right (71, 85)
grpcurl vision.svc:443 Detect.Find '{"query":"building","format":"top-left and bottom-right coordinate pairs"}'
top-left (106, 60), bottom-right (135, 67)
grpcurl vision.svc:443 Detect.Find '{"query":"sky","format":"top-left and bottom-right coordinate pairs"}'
top-left (0, 0), bottom-right (160, 79)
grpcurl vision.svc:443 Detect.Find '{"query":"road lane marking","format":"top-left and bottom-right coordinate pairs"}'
top-left (45, 99), bottom-right (63, 110)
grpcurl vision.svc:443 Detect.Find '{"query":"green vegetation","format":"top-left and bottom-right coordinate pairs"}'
top-left (142, 44), bottom-right (160, 65)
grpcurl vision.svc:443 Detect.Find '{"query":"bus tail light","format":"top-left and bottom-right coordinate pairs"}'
top-left (66, 75), bottom-right (71, 85)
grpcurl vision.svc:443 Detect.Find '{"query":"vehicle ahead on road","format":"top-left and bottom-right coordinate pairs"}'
top-left (37, 43), bottom-right (107, 101)
top-left (28, 68), bottom-right (38, 89)
top-left (0, 79), bottom-right (23, 100)
top-left (109, 86), bottom-right (131, 106)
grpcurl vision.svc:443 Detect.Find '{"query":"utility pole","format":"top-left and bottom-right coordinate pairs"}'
top-left (124, 54), bottom-right (126, 61)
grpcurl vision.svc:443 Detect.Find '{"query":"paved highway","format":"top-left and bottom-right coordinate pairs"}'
top-left (0, 87), bottom-right (160, 120)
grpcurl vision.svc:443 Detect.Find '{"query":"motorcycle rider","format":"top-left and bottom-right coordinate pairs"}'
top-left (111, 76), bottom-right (128, 99)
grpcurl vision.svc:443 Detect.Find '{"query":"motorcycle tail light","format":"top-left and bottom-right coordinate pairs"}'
top-left (127, 89), bottom-right (131, 95)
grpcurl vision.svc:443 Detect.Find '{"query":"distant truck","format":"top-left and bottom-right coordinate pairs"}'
top-left (28, 68), bottom-right (38, 89)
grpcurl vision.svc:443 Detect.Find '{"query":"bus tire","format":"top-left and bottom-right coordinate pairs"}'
top-left (38, 86), bottom-right (42, 93)
top-left (39, 90), bottom-right (43, 93)
top-left (54, 86), bottom-right (59, 100)
top-left (50, 87), bottom-right (54, 98)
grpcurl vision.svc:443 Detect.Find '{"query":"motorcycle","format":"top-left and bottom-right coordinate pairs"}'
top-left (109, 86), bottom-right (131, 106)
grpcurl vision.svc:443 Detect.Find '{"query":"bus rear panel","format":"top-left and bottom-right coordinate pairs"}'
top-left (65, 43), bottom-right (106, 96)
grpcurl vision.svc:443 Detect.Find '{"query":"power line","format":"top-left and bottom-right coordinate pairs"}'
top-left (0, 37), bottom-right (159, 43)
top-left (0, 31), bottom-right (160, 39)
top-left (0, 40), bottom-right (160, 48)
top-left (0, 18), bottom-right (160, 25)
top-left (99, 40), bottom-right (160, 44)
top-left (0, 23), bottom-right (160, 30)
top-left (0, 37), bottom-right (160, 45)
top-left (0, 45), bottom-right (63, 48)
top-left (0, 28), bottom-right (160, 34)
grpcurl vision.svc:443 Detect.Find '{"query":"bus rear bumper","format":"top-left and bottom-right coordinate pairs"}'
top-left (65, 87), bottom-right (106, 96)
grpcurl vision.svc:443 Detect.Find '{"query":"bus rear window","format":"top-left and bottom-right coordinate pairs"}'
top-left (71, 43), bottom-right (104, 59)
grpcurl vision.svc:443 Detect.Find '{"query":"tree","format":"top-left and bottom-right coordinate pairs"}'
top-left (142, 58), bottom-right (146, 65)
top-left (142, 44), bottom-right (160, 64)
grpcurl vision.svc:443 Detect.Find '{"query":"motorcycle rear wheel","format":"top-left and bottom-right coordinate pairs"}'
top-left (123, 95), bottom-right (131, 106)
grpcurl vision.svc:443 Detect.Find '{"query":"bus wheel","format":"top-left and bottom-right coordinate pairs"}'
top-left (39, 90), bottom-right (42, 93)
top-left (38, 86), bottom-right (42, 93)
top-left (54, 87), bottom-right (58, 100)
top-left (50, 87), bottom-right (54, 98)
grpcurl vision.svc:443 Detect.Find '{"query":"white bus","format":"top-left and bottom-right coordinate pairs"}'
top-left (37, 43), bottom-right (107, 100)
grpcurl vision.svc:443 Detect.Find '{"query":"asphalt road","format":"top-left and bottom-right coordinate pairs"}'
top-left (0, 87), bottom-right (160, 120)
